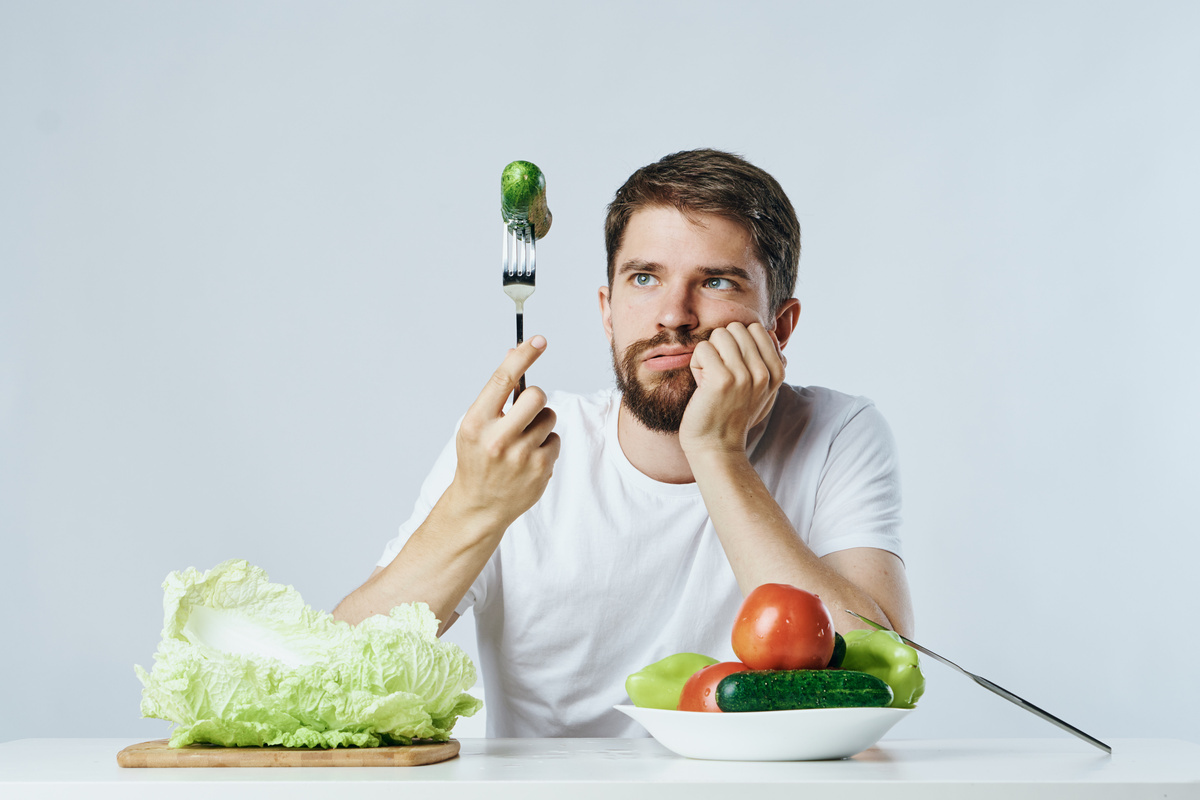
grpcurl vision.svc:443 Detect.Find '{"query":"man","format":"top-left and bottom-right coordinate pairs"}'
top-left (334, 149), bottom-right (913, 737)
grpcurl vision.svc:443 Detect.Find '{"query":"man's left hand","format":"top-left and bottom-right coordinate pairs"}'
top-left (678, 321), bottom-right (786, 457)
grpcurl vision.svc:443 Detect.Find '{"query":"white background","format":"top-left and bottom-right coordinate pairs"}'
top-left (3, 1), bottom-right (1198, 745)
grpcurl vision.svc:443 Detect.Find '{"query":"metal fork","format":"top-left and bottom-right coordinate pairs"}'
top-left (502, 220), bottom-right (536, 401)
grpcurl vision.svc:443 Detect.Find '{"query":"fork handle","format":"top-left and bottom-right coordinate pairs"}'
top-left (514, 312), bottom-right (525, 402)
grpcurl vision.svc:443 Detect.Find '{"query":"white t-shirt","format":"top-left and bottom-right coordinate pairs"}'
top-left (377, 384), bottom-right (903, 738)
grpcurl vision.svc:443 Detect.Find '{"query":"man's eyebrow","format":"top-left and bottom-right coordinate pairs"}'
top-left (615, 259), bottom-right (660, 276)
top-left (697, 265), bottom-right (753, 281)
top-left (615, 260), bottom-right (753, 282)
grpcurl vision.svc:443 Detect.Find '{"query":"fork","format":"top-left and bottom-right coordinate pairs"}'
top-left (502, 220), bottom-right (536, 401)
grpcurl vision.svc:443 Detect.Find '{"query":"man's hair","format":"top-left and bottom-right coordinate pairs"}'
top-left (604, 149), bottom-right (800, 313)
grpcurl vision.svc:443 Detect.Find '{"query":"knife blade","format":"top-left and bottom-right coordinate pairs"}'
top-left (844, 610), bottom-right (1111, 754)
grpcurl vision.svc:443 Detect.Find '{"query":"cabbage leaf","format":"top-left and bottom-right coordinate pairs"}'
top-left (135, 559), bottom-right (481, 748)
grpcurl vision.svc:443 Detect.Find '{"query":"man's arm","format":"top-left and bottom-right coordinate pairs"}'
top-left (333, 337), bottom-right (561, 632)
top-left (681, 322), bottom-right (914, 637)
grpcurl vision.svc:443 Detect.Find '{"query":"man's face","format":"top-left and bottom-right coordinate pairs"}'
top-left (599, 205), bottom-right (779, 432)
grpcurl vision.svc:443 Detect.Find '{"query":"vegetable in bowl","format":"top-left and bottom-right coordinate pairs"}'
top-left (135, 559), bottom-right (481, 748)
top-left (623, 583), bottom-right (924, 714)
top-left (625, 652), bottom-right (719, 710)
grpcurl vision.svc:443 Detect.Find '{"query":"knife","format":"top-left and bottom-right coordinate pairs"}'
top-left (844, 610), bottom-right (1111, 754)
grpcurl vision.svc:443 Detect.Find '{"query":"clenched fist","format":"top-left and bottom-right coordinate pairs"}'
top-left (679, 322), bottom-right (786, 457)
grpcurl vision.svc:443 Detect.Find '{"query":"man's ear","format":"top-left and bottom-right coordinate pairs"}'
top-left (772, 298), bottom-right (801, 350)
top-left (599, 285), bottom-right (614, 345)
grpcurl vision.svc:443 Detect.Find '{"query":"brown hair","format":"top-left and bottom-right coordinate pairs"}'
top-left (604, 149), bottom-right (800, 313)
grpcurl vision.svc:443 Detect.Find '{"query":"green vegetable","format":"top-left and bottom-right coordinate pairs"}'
top-left (135, 559), bottom-right (481, 748)
top-left (715, 669), bottom-right (894, 712)
top-left (501, 160), bottom-right (552, 238)
top-left (626, 652), bottom-right (719, 709)
top-left (827, 632), bottom-right (847, 669)
top-left (839, 629), bottom-right (926, 709)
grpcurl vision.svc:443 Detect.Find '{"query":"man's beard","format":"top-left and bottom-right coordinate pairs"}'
top-left (611, 328), bottom-right (712, 433)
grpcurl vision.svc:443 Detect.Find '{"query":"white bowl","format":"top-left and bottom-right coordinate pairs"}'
top-left (615, 704), bottom-right (913, 761)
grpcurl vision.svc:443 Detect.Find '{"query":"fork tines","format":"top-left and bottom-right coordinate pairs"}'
top-left (503, 221), bottom-right (536, 285)
top-left (502, 220), bottom-right (536, 399)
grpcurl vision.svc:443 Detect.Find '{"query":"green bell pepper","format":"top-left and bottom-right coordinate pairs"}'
top-left (625, 653), bottom-right (719, 710)
top-left (840, 629), bottom-right (926, 709)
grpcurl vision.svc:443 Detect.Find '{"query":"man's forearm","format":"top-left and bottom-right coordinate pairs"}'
top-left (335, 337), bottom-right (560, 632)
top-left (689, 449), bottom-right (912, 636)
top-left (674, 320), bottom-right (909, 631)
top-left (332, 488), bottom-right (508, 632)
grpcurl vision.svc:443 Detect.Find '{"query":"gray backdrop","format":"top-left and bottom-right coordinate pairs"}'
top-left (3, 1), bottom-right (1198, 744)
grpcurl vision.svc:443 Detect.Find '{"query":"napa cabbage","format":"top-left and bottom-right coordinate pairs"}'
top-left (135, 559), bottom-right (480, 748)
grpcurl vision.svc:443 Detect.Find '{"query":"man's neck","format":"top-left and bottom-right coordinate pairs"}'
top-left (615, 393), bottom-right (780, 485)
top-left (616, 402), bottom-right (696, 484)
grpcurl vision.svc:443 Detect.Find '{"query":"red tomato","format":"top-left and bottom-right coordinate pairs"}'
top-left (731, 583), bottom-right (835, 670)
top-left (677, 661), bottom-right (751, 712)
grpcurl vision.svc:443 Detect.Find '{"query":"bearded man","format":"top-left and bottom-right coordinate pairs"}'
top-left (334, 149), bottom-right (914, 737)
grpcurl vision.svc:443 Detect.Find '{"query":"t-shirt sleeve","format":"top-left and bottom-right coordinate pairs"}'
top-left (808, 402), bottom-right (904, 561)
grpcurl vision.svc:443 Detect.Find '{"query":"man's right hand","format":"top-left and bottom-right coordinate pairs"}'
top-left (332, 336), bottom-right (558, 630)
top-left (445, 335), bottom-right (561, 528)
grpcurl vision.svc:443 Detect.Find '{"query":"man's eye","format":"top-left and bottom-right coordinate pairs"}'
top-left (704, 277), bottom-right (734, 290)
top-left (633, 274), bottom-right (658, 286)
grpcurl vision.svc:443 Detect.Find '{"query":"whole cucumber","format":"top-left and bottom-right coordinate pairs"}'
top-left (501, 160), bottom-right (552, 239)
top-left (716, 669), bottom-right (894, 712)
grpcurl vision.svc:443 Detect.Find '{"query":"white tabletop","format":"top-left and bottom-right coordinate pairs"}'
top-left (2, 737), bottom-right (1198, 800)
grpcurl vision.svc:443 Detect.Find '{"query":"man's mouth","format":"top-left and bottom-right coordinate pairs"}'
top-left (642, 348), bottom-right (694, 372)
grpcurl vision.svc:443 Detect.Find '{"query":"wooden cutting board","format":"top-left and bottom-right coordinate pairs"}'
top-left (116, 738), bottom-right (460, 767)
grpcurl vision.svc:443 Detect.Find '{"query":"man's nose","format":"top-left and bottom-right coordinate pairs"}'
top-left (656, 282), bottom-right (699, 331)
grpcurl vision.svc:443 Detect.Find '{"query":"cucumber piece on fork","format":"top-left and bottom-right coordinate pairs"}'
top-left (501, 160), bottom-right (552, 239)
